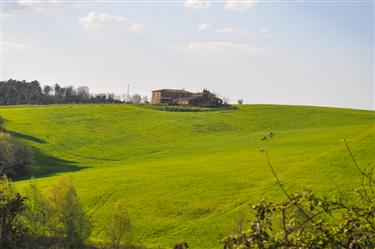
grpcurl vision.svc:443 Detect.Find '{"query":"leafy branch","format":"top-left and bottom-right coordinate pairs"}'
top-left (224, 133), bottom-right (375, 249)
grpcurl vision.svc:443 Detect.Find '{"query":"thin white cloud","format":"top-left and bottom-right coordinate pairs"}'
top-left (198, 22), bottom-right (212, 31)
top-left (79, 12), bottom-right (126, 29)
top-left (215, 27), bottom-right (248, 34)
top-left (188, 42), bottom-right (257, 54)
top-left (198, 23), bottom-right (268, 37)
top-left (184, 0), bottom-right (211, 9)
top-left (258, 28), bottom-right (270, 37)
top-left (128, 22), bottom-right (145, 33)
top-left (2, 41), bottom-right (26, 52)
top-left (17, 0), bottom-right (60, 10)
top-left (225, 0), bottom-right (256, 12)
top-left (79, 12), bottom-right (145, 33)
top-left (18, 0), bottom-right (43, 6)
top-left (18, 0), bottom-right (91, 9)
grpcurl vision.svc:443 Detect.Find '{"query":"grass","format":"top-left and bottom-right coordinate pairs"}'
top-left (0, 104), bottom-right (374, 248)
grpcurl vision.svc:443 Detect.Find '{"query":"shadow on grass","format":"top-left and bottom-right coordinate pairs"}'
top-left (5, 130), bottom-right (47, 144)
top-left (0, 128), bottom-right (89, 180)
top-left (15, 148), bottom-right (90, 180)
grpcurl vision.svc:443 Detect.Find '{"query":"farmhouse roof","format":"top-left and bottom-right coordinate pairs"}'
top-left (152, 89), bottom-right (192, 94)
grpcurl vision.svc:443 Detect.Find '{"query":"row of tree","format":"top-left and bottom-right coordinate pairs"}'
top-left (0, 79), bottom-right (148, 105)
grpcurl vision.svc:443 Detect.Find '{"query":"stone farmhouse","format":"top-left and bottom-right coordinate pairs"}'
top-left (151, 89), bottom-right (223, 107)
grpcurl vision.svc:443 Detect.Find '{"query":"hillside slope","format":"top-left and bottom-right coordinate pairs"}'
top-left (1, 104), bottom-right (374, 248)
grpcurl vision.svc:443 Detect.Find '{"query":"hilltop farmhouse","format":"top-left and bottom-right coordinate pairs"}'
top-left (151, 89), bottom-right (223, 107)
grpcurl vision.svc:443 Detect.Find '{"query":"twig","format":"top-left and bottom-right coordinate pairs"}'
top-left (262, 139), bottom-right (314, 224)
top-left (343, 139), bottom-right (371, 180)
top-left (369, 165), bottom-right (375, 195)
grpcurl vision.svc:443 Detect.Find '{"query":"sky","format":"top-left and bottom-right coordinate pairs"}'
top-left (1, 0), bottom-right (374, 110)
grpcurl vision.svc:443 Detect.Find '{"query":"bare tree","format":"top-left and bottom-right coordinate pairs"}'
top-left (76, 86), bottom-right (90, 101)
top-left (131, 94), bottom-right (142, 104)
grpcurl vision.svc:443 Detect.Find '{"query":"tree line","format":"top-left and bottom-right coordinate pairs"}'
top-left (0, 79), bottom-right (148, 105)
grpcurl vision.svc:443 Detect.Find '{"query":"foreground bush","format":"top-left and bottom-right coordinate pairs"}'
top-left (0, 175), bottom-right (148, 249)
top-left (224, 190), bottom-right (375, 248)
top-left (17, 175), bottom-right (92, 249)
top-left (224, 135), bottom-right (375, 248)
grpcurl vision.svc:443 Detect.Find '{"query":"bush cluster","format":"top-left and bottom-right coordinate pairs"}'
top-left (0, 175), bottom-right (139, 249)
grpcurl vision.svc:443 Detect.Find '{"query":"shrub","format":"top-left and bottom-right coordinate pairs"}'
top-left (47, 175), bottom-right (92, 248)
top-left (21, 178), bottom-right (49, 242)
top-left (0, 176), bottom-right (29, 249)
top-left (223, 135), bottom-right (375, 248)
top-left (106, 199), bottom-right (132, 249)
top-left (0, 116), bottom-right (4, 131)
top-left (0, 132), bottom-right (32, 177)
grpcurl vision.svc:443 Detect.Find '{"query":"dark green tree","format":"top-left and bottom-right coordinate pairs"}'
top-left (0, 176), bottom-right (29, 249)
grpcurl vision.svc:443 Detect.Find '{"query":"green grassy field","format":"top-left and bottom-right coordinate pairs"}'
top-left (0, 104), bottom-right (374, 248)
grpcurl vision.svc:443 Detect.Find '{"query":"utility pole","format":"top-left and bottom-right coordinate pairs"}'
top-left (127, 84), bottom-right (130, 103)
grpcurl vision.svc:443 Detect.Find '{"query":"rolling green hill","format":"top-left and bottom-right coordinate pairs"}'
top-left (1, 104), bottom-right (374, 248)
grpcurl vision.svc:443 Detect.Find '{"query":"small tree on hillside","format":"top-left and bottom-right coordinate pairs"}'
top-left (0, 133), bottom-right (32, 177)
top-left (47, 175), bottom-right (91, 248)
top-left (106, 199), bottom-right (132, 249)
top-left (222, 97), bottom-right (230, 105)
top-left (21, 178), bottom-right (49, 241)
top-left (237, 99), bottom-right (243, 105)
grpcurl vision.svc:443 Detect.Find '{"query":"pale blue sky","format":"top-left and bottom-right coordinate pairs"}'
top-left (2, 0), bottom-right (374, 109)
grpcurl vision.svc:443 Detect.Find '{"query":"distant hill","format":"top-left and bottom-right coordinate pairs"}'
top-left (2, 104), bottom-right (374, 249)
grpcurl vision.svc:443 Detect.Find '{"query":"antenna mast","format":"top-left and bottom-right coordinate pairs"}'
top-left (127, 84), bottom-right (130, 103)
